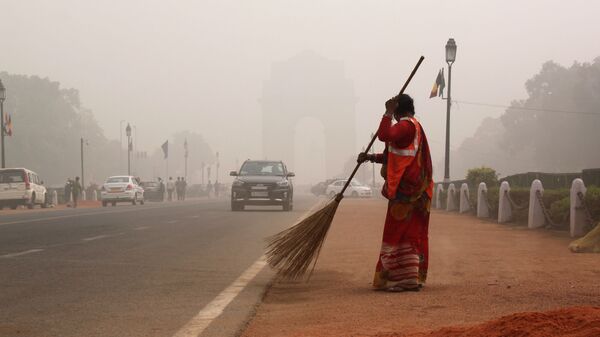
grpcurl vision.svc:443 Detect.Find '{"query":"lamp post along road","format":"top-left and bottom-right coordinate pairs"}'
top-left (120, 120), bottom-right (125, 173)
top-left (444, 38), bottom-right (457, 184)
top-left (80, 138), bottom-right (85, 189)
top-left (126, 123), bottom-right (132, 175)
top-left (0, 79), bottom-right (6, 168)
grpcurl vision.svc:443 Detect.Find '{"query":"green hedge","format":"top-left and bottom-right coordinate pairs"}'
top-left (585, 186), bottom-right (600, 224)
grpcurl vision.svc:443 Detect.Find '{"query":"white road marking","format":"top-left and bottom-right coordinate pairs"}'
top-left (172, 256), bottom-right (267, 337)
top-left (166, 220), bottom-right (178, 224)
top-left (0, 202), bottom-right (209, 227)
top-left (0, 249), bottom-right (44, 258)
top-left (82, 234), bottom-right (111, 242)
top-left (134, 226), bottom-right (149, 231)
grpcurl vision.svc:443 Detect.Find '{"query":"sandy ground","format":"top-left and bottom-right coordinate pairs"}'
top-left (242, 198), bottom-right (600, 337)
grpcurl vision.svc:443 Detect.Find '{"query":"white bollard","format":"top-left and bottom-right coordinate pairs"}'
top-left (92, 190), bottom-right (98, 201)
top-left (570, 178), bottom-right (588, 237)
top-left (81, 190), bottom-right (87, 201)
top-left (446, 183), bottom-right (457, 211)
top-left (498, 181), bottom-right (512, 223)
top-left (435, 184), bottom-right (444, 209)
top-left (52, 190), bottom-right (58, 205)
top-left (528, 179), bottom-right (545, 229)
top-left (477, 182), bottom-right (489, 218)
top-left (459, 183), bottom-right (470, 213)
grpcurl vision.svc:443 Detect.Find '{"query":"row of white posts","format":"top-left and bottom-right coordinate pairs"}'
top-left (49, 190), bottom-right (99, 206)
top-left (433, 178), bottom-right (590, 238)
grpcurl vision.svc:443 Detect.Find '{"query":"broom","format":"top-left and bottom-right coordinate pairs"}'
top-left (266, 56), bottom-right (425, 280)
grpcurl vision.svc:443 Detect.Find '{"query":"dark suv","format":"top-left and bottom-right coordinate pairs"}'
top-left (230, 160), bottom-right (294, 211)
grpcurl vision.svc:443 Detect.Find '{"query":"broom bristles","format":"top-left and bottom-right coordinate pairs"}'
top-left (266, 197), bottom-right (340, 280)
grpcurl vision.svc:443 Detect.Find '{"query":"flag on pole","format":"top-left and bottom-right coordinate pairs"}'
top-left (4, 113), bottom-right (13, 136)
top-left (162, 140), bottom-right (169, 159)
top-left (184, 138), bottom-right (188, 158)
top-left (429, 68), bottom-right (445, 98)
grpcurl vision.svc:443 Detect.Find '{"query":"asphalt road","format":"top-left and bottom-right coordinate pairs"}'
top-left (0, 195), bottom-right (319, 337)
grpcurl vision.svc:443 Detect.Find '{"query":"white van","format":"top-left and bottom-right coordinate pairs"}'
top-left (0, 168), bottom-right (48, 209)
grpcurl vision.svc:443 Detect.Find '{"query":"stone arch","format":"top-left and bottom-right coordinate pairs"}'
top-left (262, 51), bottom-right (356, 179)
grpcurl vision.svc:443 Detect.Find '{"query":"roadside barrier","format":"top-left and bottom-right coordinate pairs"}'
top-left (528, 180), bottom-right (546, 229)
top-left (446, 183), bottom-right (457, 211)
top-left (440, 177), bottom-right (599, 239)
top-left (477, 183), bottom-right (490, 218)
top-left (498, 182), bottom-right (512, 223)
top-left (459, 183), bottom-right (472, 213)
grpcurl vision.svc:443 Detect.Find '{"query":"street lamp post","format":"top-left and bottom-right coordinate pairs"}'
top-left (444, 38), bottom-right (457, 184)
top-left (126, 123), bottom-right (132, 175)
top-left (120, 120), bottom-right (125, 172)
top-left (0, 79), bottom-right (6, 168)
top-left (80, 138), bottom-right (88, 189)
top-left (216, 152), bottom-right (220, 183)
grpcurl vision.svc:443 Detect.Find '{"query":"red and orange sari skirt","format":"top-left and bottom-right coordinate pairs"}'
top-left (373, 199), bottom-right (430, 291)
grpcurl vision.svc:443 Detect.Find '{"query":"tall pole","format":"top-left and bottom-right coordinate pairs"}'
top-left (119, 120), bottom-right (125, 173)
top-left (216, 152), bottom-right (220, 183)
top-left (127, 134), bottom-right (131, 175)
top-left (80, 138), bottom-right (85, 189)
top-left (443, 63), bottom-right (452, 184)
top-left (201, 162), bottom-right (205, 185)
top-left (0, 99), bottom-right (5, 168)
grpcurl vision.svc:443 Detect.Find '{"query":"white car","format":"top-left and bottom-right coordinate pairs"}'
top-left (325, 179), bottom-right (372, 198)
top-left (0, 168), bottom-right (48, 209)
top-left (100, 176), bottom-right (144, 206)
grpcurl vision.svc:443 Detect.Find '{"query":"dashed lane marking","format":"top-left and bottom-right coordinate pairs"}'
top-left (172, 256), bottom-right (267, 337)
top-left (0, 249), bottom-right (44, 258)
top-left (82, 234), bottom-right (112, 242)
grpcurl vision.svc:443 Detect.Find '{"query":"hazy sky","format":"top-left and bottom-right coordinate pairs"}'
top-left (2, 0), bottom-right (599, 181)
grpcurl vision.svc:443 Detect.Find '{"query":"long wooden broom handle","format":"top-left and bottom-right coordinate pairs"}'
top-left (338, 56), bottom-right (425, 199)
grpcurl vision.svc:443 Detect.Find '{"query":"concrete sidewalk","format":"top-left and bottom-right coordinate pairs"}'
top-left (242, 198), bottom-right (600, 337)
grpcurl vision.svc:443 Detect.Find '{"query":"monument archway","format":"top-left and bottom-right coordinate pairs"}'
top-left (262, 51), bottom-right (356, 181)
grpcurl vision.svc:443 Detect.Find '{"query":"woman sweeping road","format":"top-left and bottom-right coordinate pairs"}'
top-left (358, 94), bottom-right (433, 292)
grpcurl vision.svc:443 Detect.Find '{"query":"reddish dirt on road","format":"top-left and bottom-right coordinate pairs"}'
top-left (242, 198), bottom-right (600, 337)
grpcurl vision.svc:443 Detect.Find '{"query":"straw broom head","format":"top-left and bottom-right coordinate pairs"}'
top-left (266, 196), bottom-right (341, 280)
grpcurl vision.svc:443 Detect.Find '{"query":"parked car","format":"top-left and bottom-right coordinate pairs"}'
top-left (100, 176), bottom-right (145, 206)
top-left (310, 178), bottom-right (338, 196)
top-left (230, 160), bottom-right (294, 211)
top-left (140, 181), bottom-right (163, 201)
top-left (0, 168), bottom-right (48, 209)
top-left (325, 179), bottom-right (372, 198)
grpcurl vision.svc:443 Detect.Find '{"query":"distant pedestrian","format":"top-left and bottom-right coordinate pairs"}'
top-left (72, 177), bottom-right (82, 208)
top-left (207, 180), bottom-right (213, 198)
top-left (214, 180), bottom-right (220, 198)
top-left (64, 179), bottom-right (73, 207)
top-left (158, 177), bottom-right (165, 202)
top-left (175, 177), bottom-right (180, 200)
top-left (181, 178), bottom-right (187, 200)
top-left (167, 177), bottom-right (175, 201)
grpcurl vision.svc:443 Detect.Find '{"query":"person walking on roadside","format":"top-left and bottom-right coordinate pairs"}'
top-left (158, 177), bottom-right (166, 202)
top-left (175, 177), bottom-right (181, 201)
top-left (167, 177), bottom-right (175, 201)
top-left (214, 180), bottom-right (220, 198)
top-left (72, 176), bottom-right (82, 208)
top-left (64, 179), bottom-right (73, 207)
top-left (181, 178), bottom-right (187, 200)
top-left (357, 94), bottom-right (433, 292)
top-left (206, 180), bottom-right (213, 198)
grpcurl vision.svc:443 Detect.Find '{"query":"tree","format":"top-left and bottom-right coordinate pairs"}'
top-left (0, 72), bottom-right (120, 186)
top-left (451, 57), bottom-right (600, 178)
